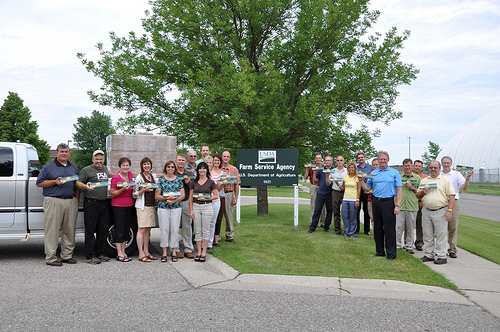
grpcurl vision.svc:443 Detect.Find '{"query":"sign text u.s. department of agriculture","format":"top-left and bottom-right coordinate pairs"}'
top-left (237, 149), bottom-right (298, 186)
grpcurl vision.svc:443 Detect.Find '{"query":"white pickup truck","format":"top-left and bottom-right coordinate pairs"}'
top-left (0, 142), bottom-right (137, 256)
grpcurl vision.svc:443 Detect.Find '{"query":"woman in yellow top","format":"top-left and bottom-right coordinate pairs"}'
top-left (337, 161), bottom-right (361, 237)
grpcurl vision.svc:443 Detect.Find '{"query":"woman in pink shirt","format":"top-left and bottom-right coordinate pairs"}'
top-left (110, 157), bottom-right (135, 262)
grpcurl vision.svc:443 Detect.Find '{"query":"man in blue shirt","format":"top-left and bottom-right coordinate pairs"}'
top-left (363, 151), bottom-right (402, 260)
top-left (36, 143), bottom-right (79, 266)
top-left (356, 152), bottom-right (373, 235)
top-left (308, 156), bottom-right (334, 233)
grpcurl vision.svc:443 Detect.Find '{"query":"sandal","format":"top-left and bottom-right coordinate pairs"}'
top-left (199, 255), bottom-right (206, 262)
top-left (146, 254), bottom-right (158, 260)
top-left (172, 256), bottom-right (178, 262)
top-left (117, 255), bottom-right (132, 262)
top-left (194, 255), bottom-right (201, 262)
top-left (161, 256), bottom-right (168, 262)
top-left (139, 256), bottom-right (152, 263)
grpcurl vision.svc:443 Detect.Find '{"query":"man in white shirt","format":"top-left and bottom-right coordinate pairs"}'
top-left (330, 155), bottom-right (347, 234)
top-left (440, 156), bottom-right (474, 258)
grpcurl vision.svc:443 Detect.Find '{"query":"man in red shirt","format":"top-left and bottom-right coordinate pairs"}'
top-left (304, 153), bottom-right (326, 227)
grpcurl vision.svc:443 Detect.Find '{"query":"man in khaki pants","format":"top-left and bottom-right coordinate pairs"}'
top-left (36, 143), bottom-right (79, 266)
top-left (221, 151), bottom-right (241, 242)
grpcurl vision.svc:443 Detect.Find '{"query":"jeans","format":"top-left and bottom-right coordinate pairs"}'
top-left (309, 191), bottom-right (333, 230)
top-left (341, 200), bottom-right (357, 237)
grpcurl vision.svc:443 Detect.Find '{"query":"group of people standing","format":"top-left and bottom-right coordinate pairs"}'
top-left (306, 152), bottom-right (375, 237)
top-left (305, 151), bottom-right (473, 263)
top-left (37, 143), bottom-right (241, 266)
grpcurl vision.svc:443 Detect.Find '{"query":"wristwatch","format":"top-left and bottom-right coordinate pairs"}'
top-left (448, 208), bottom-right (453, 212)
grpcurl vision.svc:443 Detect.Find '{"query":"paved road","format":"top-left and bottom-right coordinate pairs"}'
top-left (459, 192), bottom-right (500, 222)
top-left (1, 236), bottom-right (499, 330)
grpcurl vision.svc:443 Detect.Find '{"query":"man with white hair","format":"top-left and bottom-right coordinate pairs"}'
top-left (440, 156), bottom-right (473, 258)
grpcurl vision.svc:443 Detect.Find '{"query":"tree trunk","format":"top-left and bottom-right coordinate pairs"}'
top-left (257, 186), bottom-right (269, 216)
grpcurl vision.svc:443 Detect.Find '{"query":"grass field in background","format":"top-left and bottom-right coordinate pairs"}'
top-left (458, 215), bottom-right (500, 265)
top-left (210, 204), bottom-right (457, 290)
top-left (466, 183), bottom-right (500, 196)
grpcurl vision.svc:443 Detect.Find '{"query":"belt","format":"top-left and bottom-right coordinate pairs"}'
top-left (311, 184), bottom-right (319, 186)
top-left (428, 206), bottom-right (446, 211)
top-left (52, 196), bottom-right (74, 199)
top-left (225, 191), bottom-right (233, 193)
top-left (372, 196), bottom-right (392, 201)
top-left (332, 189), bottom-right (344, 193)
top-left (195, 201), bottom-right (212, 205)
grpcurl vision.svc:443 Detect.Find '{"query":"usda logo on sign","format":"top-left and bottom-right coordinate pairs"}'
top-left (259, 150), bottom-right (276, 163)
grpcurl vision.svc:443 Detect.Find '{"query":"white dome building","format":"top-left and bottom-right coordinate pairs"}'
top-left (438, 111), bottom-right (500, 176)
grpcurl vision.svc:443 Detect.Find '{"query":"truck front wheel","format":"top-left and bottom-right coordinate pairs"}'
top-left (104, 224), bottom-right (138, 258)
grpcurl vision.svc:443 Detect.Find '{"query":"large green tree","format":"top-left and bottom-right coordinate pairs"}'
top-left (0, 92), bottom-right (51, 165)
top-left (78, 0), bottom-right (418, 213)
top-left (72, 110), bottom-right (115, 170)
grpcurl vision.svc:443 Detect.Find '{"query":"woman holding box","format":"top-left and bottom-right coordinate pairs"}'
top-left (203, 155), bottom-right (223, 249)
top-left (335, 161), bottom-right (361, 238)
top-left (155, 160), bottom-right (185, 262)
top-left (189, 162), bottom-right (218, 262)
top-left (110, 157), bottom-right (135, 262)
top-left (211, 154), bottom-right (226, 247)
top-left (134, 157), bottom-right (158, 262)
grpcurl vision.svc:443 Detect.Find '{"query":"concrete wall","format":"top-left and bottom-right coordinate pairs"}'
top-left (106, 134), bottom-right (177, 175)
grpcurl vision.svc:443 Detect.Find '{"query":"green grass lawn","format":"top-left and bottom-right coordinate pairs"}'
top-left (241, 185), bottom-right (310, 199)
top-left (210, 204), bottom-right (456, 290)
top-left (458, 215), bottom-right (500, 264)
top-left (467, 183), bottom-right (500, 196)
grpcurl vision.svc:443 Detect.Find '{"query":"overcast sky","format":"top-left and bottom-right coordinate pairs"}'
top-left (1, 0), bottom-right (499, 165)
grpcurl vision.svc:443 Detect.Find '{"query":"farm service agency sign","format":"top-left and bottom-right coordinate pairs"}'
top-left (236, 149), bottom-right (298, 186)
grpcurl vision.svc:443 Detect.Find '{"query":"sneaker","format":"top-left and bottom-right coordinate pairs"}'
top-left (421, 256), bottom-right (435, 262)
top-left (87, 257), bottom-right (101, 265)
top-left (97, 255), bottom-right (110, 262)
top-left (448, 252), bottom-right (457, 258)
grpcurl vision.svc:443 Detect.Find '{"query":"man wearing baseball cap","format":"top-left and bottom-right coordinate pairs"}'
top-left (76, 149), bottom-right (112, 264)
